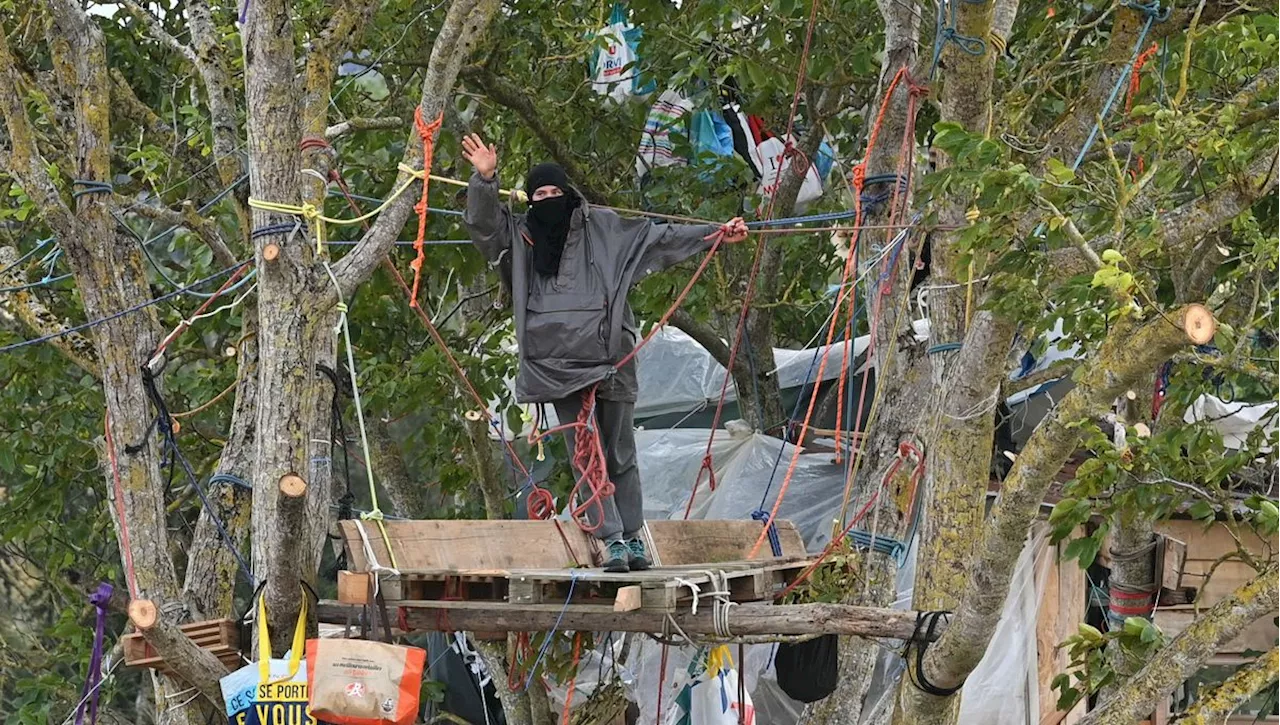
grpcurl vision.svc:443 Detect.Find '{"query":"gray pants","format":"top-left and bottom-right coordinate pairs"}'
top-left (551, 394), bottom-right (642, 542)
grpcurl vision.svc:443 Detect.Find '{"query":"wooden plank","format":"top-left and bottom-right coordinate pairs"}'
top-left (614, 586), bottom-right (642, 612)
top-left (338, 571), bottom-right (371, 605)
top-left (1158, 535), bottom-right (1187, 591)
top-left (122, 619), bottom-right (238, 670)
top-left (646, 520), bottom-right (807, 564)
top-left (339, 519), bottom-right (808, 574)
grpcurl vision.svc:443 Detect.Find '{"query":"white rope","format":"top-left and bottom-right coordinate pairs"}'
top-left (354, 518), bottom-right (400, 579)
top-left (943, 387), bottom-right (1001, 421)
top-left (673, 577), bottom-right (703, 615)
top-left (57, 659), bottom-right (122, 725)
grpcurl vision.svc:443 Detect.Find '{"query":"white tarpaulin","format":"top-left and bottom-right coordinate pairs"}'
top-left (1184, 394), bottom-right (1278, 450)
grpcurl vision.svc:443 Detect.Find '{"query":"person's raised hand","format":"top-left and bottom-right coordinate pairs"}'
top-left (719, 217), bottom-right (749, 243)
top-left (461, 133), bottom-right (497, 180)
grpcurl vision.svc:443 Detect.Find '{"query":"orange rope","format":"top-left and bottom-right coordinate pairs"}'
top-left (409, 108), bottom-right (444, 309)
top-left (747, 68), bottom-right (920, 559)
top-left (1125, 43), bottom-right (1160, 115)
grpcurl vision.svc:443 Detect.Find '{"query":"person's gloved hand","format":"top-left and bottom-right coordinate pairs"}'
top-left (719, 217), bottom-right (749, 243)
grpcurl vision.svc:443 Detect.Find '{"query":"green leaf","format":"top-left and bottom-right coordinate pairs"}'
top-left (1046, 157), bottom-right (1076, 183)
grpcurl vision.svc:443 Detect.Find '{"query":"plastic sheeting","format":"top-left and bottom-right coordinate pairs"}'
top-left (637, 426), bottom-right (854, 549)
top-left (956, 526), bottom-right (1049, 725)
top-left (1185, 394), bottom-right (1279, 450)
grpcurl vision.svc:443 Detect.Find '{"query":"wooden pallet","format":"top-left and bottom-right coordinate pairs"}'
top-left (122, 618), bottom-right (241, 673)
top-left (345, 557), bottom-right (812, 613)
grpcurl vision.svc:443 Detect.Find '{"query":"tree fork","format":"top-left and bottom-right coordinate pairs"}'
top-left (906, 306), bottom-right (1211, 717)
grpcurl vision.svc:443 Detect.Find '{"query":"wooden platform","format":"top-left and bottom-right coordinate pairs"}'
top-left (337, 519), bottom-right (815, 614)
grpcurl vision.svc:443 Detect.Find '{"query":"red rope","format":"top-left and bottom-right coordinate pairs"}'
top-left (1124, 43), bottom-right (1160, 116)
top-left (560, 632), bottom-right (583, 725)
top-left (410, 108), bottom-right (444, 309)
top-left (103, 411), bottom-right (140, 600)
top-left (686, 0), bottom-right (823, 518)
top-left (150, 265), bottom-right (250, 360)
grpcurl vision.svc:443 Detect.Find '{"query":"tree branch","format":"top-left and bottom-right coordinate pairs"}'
top-left (119, 0), bottom-right (199, 66)
top-left (0, 248), bottom-right (101, 376)
top-left (458, 64), bottom-right (609, 205)
top-left (911, 307), bottom-right (1203, 705)
top-left (182, 320), bottom-right (257, 619)
top-left (325, 116), bottom-right (405, 140)
top-left (1076, 564), bottom-right (1279, 725)
top-left (0, 30), bottom-right (77, 238)
top-left (128, 201), bottom-right (239, 269)
top-left (330, 0), bottom-right (499, 300)
top-left (669, 307), bottom-right (740, 375)
top-left (1005, 359), bottom-right (1078, 397)
top-left (1177, 646), bottom-right (1279, 724)
top-left (128, 600), bottom-right (230, 710)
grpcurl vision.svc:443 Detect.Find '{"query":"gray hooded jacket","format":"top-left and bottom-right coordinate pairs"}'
top-left (463, 172), bottom-right (718, 403)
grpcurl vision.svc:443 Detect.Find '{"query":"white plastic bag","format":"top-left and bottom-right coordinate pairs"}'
top-left (752, 135), bottom-right (823, 208)
top-left (662, 646), bottom-right (756, 725)
top-left (591, 21), bottom-right (638, 103)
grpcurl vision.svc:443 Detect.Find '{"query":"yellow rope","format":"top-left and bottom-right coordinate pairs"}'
top-left (248, 163), bottom-right (424, 254)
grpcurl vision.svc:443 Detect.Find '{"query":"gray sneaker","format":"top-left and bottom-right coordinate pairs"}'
top-left (626, 538), bottom-right (652, 571)
top-left (603, 540), bottom-right (630, 573)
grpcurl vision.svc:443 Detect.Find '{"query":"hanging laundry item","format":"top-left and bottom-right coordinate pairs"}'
top-left (690, 109), bottom-right (735, 160)
top-left (636, 90), bottom-right (694, 177)
top-left (814, 138), bottom-right (837, 185)
top-left (221, 592), bottom-right (312, 725)
top-left (590, 3), bottom-right (654, 103)
top-left (721, 104), bottom-right (761, 179)
top-left (752, 133), bottom-right (824, 208)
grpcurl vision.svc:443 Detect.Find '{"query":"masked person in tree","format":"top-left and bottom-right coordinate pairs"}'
top-left (461, 133), bottom-right (749, 572)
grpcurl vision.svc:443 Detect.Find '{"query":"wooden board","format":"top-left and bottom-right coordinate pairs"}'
top-left (1035, 535), bottom-right (1089, 725)
top-left (122, 619), bottom-right (239, 672)
top-left (338, 518), bottom-right (807, 574)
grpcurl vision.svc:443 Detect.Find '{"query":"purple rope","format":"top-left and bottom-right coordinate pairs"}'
top-left (75, 583), bottom-right (113, 725)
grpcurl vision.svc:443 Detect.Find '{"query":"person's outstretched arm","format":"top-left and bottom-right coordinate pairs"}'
top-left (461, 133), bottom-right (510, 263)
top-left (624, 215), bottom-right (749, 281)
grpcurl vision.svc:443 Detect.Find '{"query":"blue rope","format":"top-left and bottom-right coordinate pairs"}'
top-left (746, 209), bottom-right (859, 229)
top-left (927, 342), bottom-right (963, 354)
top-left (523, 571), bottom-right (579, 690)
top-left (0, 274), bottom-right (74, 294)
top-left (328, 188), bottom-right (464, 218)
top-left (210, 472), bottom-right (252, 490)
top-left (751, 509), bottom-right (783, 557)
top-left (1071, 1), bottom-right (1168, 171)
top-left (0, 238), bottom-right (53, 278)
top-left (171, 443), bottom-right (256, 587)
top-left (930, 0), bottom-right (989, 79)
top-left (0, 259), bottom-right (250, 356)
top-left (71, 180), bottom-right (113, 199)
top-left (847, 528), bottom-right (909, 564)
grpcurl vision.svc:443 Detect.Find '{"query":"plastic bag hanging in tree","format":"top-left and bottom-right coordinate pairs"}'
top-left (752, 134), bottom-right (824, 209)
top-left (590, 3), bottom-right (653, 103)
top-left (220, 591), bottom-right (314, 725)
top-left (773, 634), bottom-right (839, 703)
top-left (664, 646), bottom-right (756, 725)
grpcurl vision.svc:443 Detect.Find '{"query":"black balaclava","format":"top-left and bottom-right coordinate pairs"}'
top-left (525, 162), bottom-right (580, 276)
